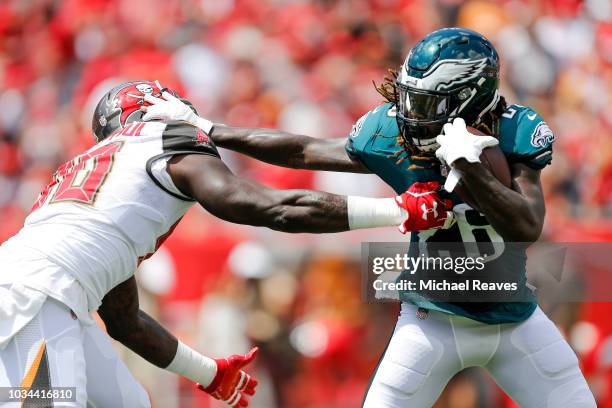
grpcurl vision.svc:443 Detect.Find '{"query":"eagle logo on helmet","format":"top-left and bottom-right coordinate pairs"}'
top-left (403, 58), bottom-right (489, 92)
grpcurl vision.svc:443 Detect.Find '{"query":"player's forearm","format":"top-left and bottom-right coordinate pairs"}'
top-left (108, 309), bottom-right (178, 368)
top-left (454, 160), bottom-right (542, 242)
top-left (265, 190), bottom-right (350, 233)
top-left (211, 125), bottom-right (367, 172)
top-left (217, 188), bottom-right (350, 233)
top-left (97, 277), bottom-right (227, 393)
top-left (109, 311), bottom-right (225, 390)
top-left (211, 124), bottom-right (312, 168)
top-left (214, 186), bottom-right (407, 233)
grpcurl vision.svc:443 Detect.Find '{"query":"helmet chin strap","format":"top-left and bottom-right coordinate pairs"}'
top-left (474, 90), bottom-right (500, 126)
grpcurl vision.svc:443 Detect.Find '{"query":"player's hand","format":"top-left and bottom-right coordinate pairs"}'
top-left (197, 347), bottom-right (259, 407)
top-left (140, 81), bottom-right (214, 133)
top-left (395, 181), bottom-right (454, 233)
top-left (435, 118), bottom-right (498, 166)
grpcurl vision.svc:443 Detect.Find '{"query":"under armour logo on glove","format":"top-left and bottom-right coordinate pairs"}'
top-left (420, 201), bottom-right (439, 220)
top-left (197, 347), bottom-right (258, 407)
top-left (395, 181), bottom-right (454, 233)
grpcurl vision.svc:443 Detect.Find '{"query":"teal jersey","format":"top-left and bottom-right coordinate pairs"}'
top-left (346, 102), bottom-right (554, 324)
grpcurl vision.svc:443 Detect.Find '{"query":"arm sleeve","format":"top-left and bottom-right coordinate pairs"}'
top-left (160, 120), bottom-right (220, 157)
top-left (146, 120), bottom-right (221, 201)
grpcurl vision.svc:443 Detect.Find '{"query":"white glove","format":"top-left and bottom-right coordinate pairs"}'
top-left (435, 118), bottom-right (498, 166)
top-left (141, 81), bottom-right (214, 133)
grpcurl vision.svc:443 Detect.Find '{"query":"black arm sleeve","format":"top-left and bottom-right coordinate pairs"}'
top-left (147, 121), bottom-right (221, 201)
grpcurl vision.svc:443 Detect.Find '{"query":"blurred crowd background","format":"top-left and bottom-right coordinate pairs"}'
top-left (0, 0), bottom-right (611, 407)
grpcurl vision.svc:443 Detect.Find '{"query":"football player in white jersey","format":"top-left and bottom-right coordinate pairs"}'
top-left (0, 80), bottom-right (454, 407)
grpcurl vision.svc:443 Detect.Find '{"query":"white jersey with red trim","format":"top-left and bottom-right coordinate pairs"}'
top-left (0, 120), bottom-right (218, 327)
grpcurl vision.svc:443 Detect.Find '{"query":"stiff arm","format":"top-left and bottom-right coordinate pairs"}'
top-left (208, 125), bottom-right (370, 173)
top-left (140, 88), bottom-right (369, 173)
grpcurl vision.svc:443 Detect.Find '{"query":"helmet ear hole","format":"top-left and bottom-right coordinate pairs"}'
top-left (125, 109), bottom-right (144, 126)
top-left (458, 87), bottom-right (472, 101)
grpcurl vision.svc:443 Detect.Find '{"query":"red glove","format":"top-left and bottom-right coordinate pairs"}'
top-left (197, 347), bottom-right (258, 407)
top-left (395, 181), bottom-right (454, 234)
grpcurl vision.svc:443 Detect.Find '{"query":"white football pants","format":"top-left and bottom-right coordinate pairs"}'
top-left (363, 303), bottom-right (596, 408)
top-left (0, 296), bottom-right (150, 407)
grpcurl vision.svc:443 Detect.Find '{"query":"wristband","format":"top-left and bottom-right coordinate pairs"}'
top-left (347, 196), bottom-right (407, 230)
top-left (166, 341), bottom-right (218, 387)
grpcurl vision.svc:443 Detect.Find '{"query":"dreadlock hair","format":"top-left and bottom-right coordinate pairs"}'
top-left (373, 68), bottom-right (398, 105)
top-left (373, 68), bottom-right (508, 170)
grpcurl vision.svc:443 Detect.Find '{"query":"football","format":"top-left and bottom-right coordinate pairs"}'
top-left (453, 126), bottom-right (512, 211)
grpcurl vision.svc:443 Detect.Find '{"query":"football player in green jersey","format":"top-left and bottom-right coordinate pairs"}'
top-left (143, 28), bottom-right (595, 407)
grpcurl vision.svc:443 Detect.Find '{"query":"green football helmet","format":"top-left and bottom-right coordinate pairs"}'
top-left (396, 27), bottom-right (500, 153)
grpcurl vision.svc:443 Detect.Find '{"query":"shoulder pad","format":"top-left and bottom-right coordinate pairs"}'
top-left (162, 121), bottom-right (220, 158)
top-left (346, 103), bottom-right (397, 160)
top-left (499, 105), bottom-right (554, 170)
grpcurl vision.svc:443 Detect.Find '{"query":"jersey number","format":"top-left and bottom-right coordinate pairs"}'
top-left (502, 107), bottom-right (517, 119)
top-left (419, 204), bottom-right (505, 262)
top-left (32, 141), bottom-right (123, 211)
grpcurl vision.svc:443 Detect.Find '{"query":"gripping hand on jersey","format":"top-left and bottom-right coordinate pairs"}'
top-left (140, 81), bottom-right (214, 133)
top-left (197, 347), bottom-right (258, 407)
top-left (435, 118), bottom-right (498, 166)
top-left (395, 181), bottom-right (454, 233)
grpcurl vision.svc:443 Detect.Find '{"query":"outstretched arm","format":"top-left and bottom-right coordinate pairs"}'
top-left (211, 125), bottom-right (370, 173)
top-left (166, 154), bottom-right (452, 234)
top-left (140, 89), bottom-right (369, 173)
top-left (98, 277), bottom-right (258, 406)
top-left (168, 153), bottom-right (354, 233)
